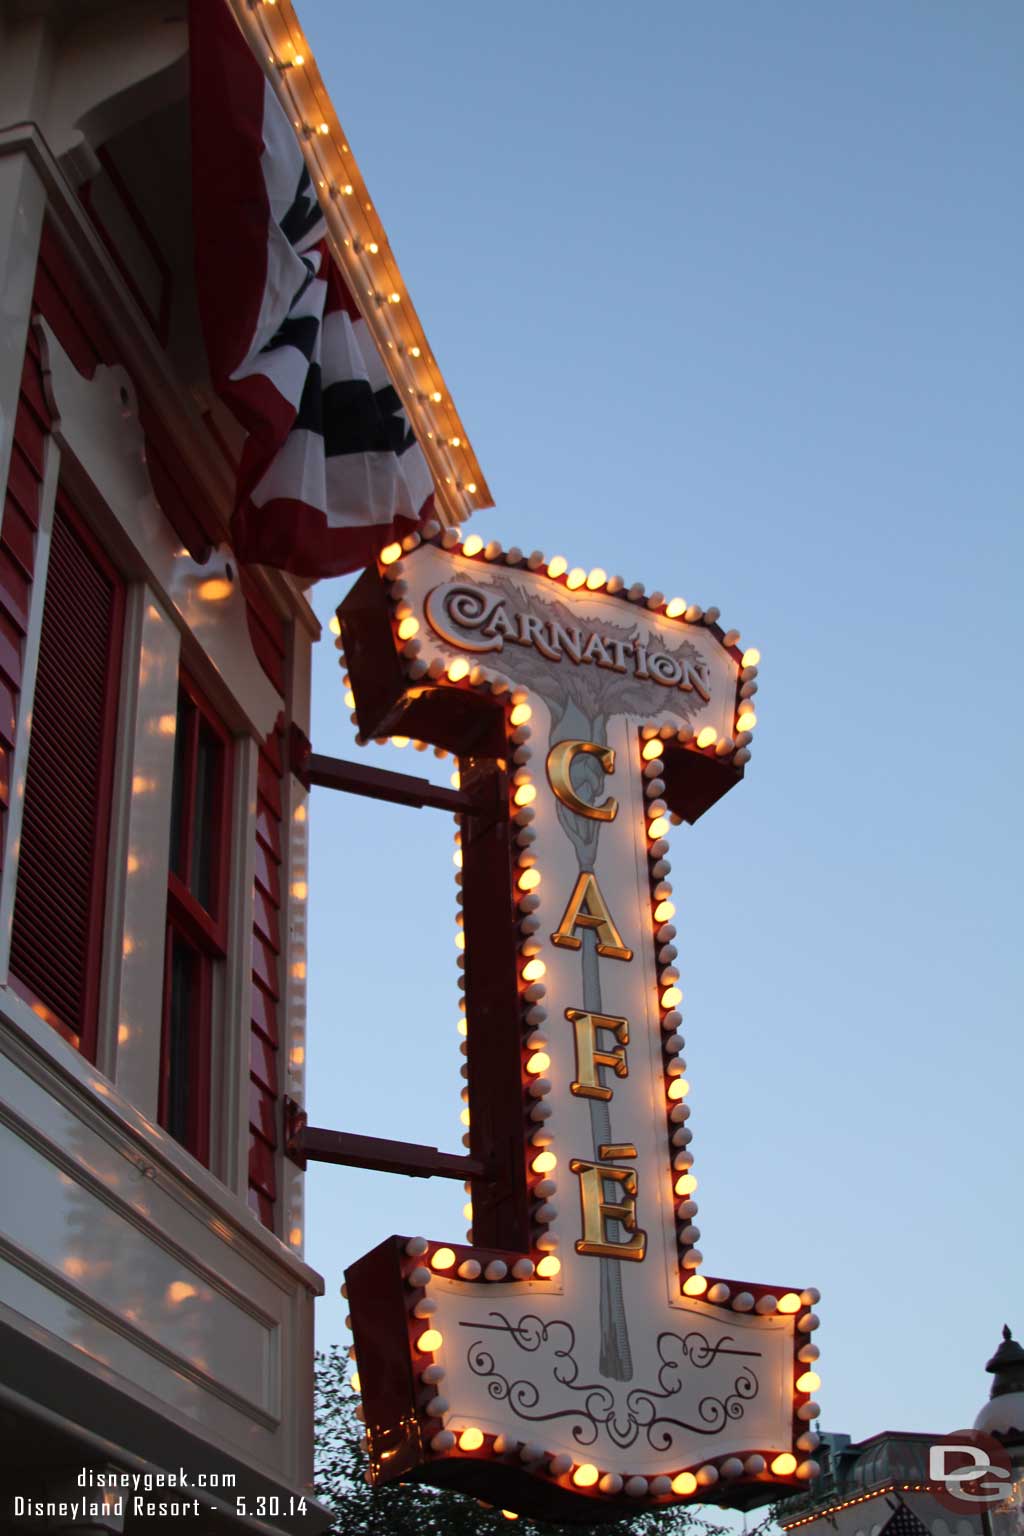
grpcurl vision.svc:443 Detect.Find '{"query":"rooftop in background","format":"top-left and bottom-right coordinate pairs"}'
top-left (777, 1431), bottom-right (980, 1536)
top-left (228, 0), bottom-right (492, 529)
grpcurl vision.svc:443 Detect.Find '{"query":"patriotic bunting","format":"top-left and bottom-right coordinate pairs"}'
top-left (189, 0), bottom-right (434, 578)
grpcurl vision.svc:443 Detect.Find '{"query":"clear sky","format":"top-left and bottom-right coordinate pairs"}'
top-left (297, 0), bottom-right (1023, 1449)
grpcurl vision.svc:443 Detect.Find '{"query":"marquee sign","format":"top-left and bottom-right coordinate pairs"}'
top-left (338, 532), bottom-right (821, 1522)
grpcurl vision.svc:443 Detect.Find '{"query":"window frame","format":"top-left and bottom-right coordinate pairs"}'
top-left (157, 669), bottom-right (233, 1164)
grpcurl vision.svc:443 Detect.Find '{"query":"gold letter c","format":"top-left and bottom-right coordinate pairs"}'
top-left (545, 740), bottom-right (618, 822)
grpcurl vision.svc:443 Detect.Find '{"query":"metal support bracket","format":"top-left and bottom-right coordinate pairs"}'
top-left (283, 1096), bottom-right (488, 1182)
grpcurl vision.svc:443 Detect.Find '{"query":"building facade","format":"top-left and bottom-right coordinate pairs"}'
top-left (0, 1), bottom-right (447, 1528)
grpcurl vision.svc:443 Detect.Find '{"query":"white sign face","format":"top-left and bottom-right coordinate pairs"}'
top-left (344, 536), bottom-right (819, 1515)
top-left (404, 545), bottom-right (740, 745)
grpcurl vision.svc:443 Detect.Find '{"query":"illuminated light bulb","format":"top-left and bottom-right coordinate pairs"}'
top-left (522, 958), bottom-right (546, 982)
top-left (463, 1202), bottom-right (473, 1220)
top-left (318, 122), bottom-right (329, 135)
top-left (661, 985), bottom-right (683, 1009)
top-left (380, 542), bottom-right (403, 566)
top-left (514, 783), bottom-right (537, 808)
top-left (459, 1428), bottom-right (484, 1451)
top-left (409, 344), bottom-right (421, 357)
top-left (457, 1019), bottom-right (468, 1038)
top-left (665, 598), bottom-right (687, 618)
top-left (417, 1328), bottom-right (443, 1354)
top-left (467, 482), bottom-right (478, 494)
top-left (683, 1274), bottom-right (708, 1297)
top-left (388, 292), bottom-right (401, 304)
top-left (565, 567), bottom-right (586, 590)
top-left (642, 739), bottom-right (664, 761)
top-left (582, 568), bottom-right (607, 592)
top-left (648, 815), bottom-right (670, 839)
top-left (695, 726), bottom-right (718, 749)
top-left (197, 577), bottom-right (232, 601)
top-left (431, 390), bottom-right (443, 403)
top-left (536, 1254), bottom-right (561, 1278)
top-left (742, 647), bottom-right (761, 668)
top-left (329, 615), bottom-right (341, 636)
top-left (453, 849), bottom-right (463, 868)
top-left (448, 658), bottom-right (470, 682)
top-left (777, 1292), bottom-right (802, 1314)
top-left (501, 1513), bottom-right (519, 1521)
top-left (667, 1079), bottom-right (688, 1101)
top-left (573, 1464), bottom-right (599, 1488)
top-left (454, 931), bottom-right (465, 950)
top-left (518, 868), bottom-right (541, 893)
top-left (391, 735), bottom-right (409, 749)
top-left (526, 1051), bottom-right (551, 1076)
top-left (654, 900), bottom-right (676, 923)
top-left (293, 53), bottom-right (305, 65)
top-left (796, 1371), bottom-right (821, 1394)
top-left (547, 555), bottom-right (567, 578)
top-left (510, 703), bottom-right (532, 726)
top-left (397, 616), bottom-right (420, 640)
top-left (736, 709), bottom-right (757, 733)
top-left (431, 1247), bottom-right (456, 1271)
top-left (450, 435), bottom-right (462, 448)
top-left (462, 534), bottom-right (484, 557)
top-left (672, 1473), bottom-right (698, 1496)
top-left (344, 689), bottom-right (356, 708)
top-left (532, 1151), bottom-right (557, 1174)
top-left (460, 1107), bottom-right (471, 1126)
top-left (451, 770), bottom-right (461, 789)
top-left (351, 1371), bottom-right (361, 1393)
top-left (675, 1172), bottom-right (698, 1195)
top-left (292, 881), bottom-right (308, 901)
top-left (771, 1454), bottom-right (797, 1477)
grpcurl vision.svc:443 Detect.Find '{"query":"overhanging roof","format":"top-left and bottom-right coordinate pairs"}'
top-left (227, 0), bottom-right (492, 529)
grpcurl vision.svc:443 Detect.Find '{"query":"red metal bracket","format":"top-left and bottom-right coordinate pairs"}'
top-left (283, 1096), bottom-right (488, 1182)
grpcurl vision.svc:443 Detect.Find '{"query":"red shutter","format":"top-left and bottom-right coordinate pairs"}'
top-left (8, 493), bottom-right (124, 1057)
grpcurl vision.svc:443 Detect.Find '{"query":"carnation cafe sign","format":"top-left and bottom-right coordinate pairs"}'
top-left (338, 535), bottom-right (821, 1523)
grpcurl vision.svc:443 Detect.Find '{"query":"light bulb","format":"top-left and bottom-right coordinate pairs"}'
top-left (380, 542), bottom-right (402, 565)
top-left (397, 616), bottom-right (420, 640)
top-left (510, 703), bottom-right (532, 726)
top-left (459, 1428), bottom-right (484, 1451)
top-left (674, 1172), bottom-right (697, 1195)
top-left (417, 1329), bottom-right (443, 1353)
top-left (654, 900), bottom-right (676, 923)
top-left (526, 1052), bottom-right (551, 1075)
top-left (661, 986), bottom-right (683, 1009)
top-left (742, 647), bottom-right (761, 668)
top-left (642, 740), bottom-right (664, 760)
top-left (648, 816), bottom-right (670, 839)
top-left (771, 1454), bottom-right (797, 1477)
top-left (566, 567), bottom-right (586, 590)
top-left (514, 783), bottom-right (537, 807)
top-left (532, 1151), bottom-right (557, 1173)
top-left (431, 1247), bottom-right (456, 1270)
top-left (536, 1255), bottom-right (561, 1278)
top-left (695, 726), bottom-right (717, 749)
top-left (736, 709), bottom-right (757, 732)
top-left (462, 534), bottom-right (483, 557)
top-left (518, 867), bottom-right (541, 891)
top-left (522, 958), bottom-right (546, 981)
top-left (547, 556), bottom-right (567, 578)
top-left (573, 1465), bottom-right (599, 1488)
top-left (683, 1274), bottom-right (708, 1296)
top-left (795, 1371), bottom-right (821, 1393)
top-left (447, 658), bottom-right (470, 682)
top-left (586, 568), bottom-right (607, 590)
top-left (665, 598), bottom-right (686, 619)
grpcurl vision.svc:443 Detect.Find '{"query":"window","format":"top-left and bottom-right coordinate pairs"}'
top-left (8, 492), bottom-right (124, 1057)
top-left (159, 674), bottom-right (231, 1163)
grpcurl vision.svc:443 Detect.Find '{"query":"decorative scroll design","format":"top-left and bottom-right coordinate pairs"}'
top-left (460, 1312), bottom-right (762, 1452)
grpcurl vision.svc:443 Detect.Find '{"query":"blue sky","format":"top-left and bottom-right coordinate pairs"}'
top-left (297, 0), bottom-right (1022, 1447)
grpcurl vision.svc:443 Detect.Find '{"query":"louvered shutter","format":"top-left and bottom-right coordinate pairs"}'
top-left (9, 493), bottom-right (124, 1058)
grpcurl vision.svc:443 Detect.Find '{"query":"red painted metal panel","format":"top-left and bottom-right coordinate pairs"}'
top-left (252, 883), bottom-right (280, 952)
top-left (252, 838), bottom-right (280, 905)
top-left (0, 548), bottom-right (31, 630)
top-left (5, 444), bottom-right (42, 527)
top-left (248, 1131), bottom-right (277, 1199)
top-left (251, 931), bottom-right (280, 1000)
